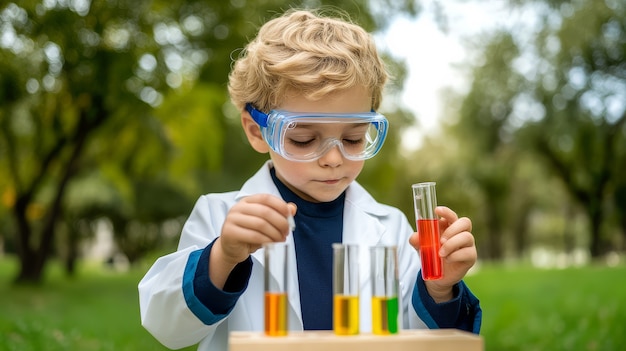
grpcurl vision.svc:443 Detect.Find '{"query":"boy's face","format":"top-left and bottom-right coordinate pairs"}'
top-left (244, 86), bottom-right (372, 203)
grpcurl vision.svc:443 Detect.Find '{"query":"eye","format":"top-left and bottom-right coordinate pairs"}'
top-left (342, 136), bottom-right (365, 145)
top-left (342, 126), bottom-right (369, 146)
top-left (288, 137), bottom-right (316, 148)
top-left (284, 125), bottom-right (319, 148)
top-left (286, 131), bottom-right (320, 148)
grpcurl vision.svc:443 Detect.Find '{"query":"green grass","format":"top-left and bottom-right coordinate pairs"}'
top-left (0, 258), bottom-right (194, 351)
top-left (464, 263), bottom-right (626, 351)
top-left (1, 257), bottom-right (625, 351)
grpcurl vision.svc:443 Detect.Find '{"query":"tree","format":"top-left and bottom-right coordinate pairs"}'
top-left (449, 0), bottom-right (626, 259)
top-left (0, 1), bottom-right (417, 283)
top-left (0, 0), bottom-right (196, 283)
top-left (516, 0), bottom-right (625, 258)
top-left (445, 31), bottom-right (526, 260)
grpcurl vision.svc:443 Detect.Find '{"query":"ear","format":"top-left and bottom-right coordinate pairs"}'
top-left (241, 111), bottom-right (270, 153)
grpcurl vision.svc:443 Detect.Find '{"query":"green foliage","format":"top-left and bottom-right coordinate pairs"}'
top-left (0, 0), bottom-right (417, 282)
top-left (515, 0), bottom-right (626, 257)
top-left (431, 0), bottom-right (626, 260)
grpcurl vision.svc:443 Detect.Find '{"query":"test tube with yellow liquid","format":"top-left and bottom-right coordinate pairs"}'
top-left (370, 245), bottom-right (399, 335)
top-left (264, 242), bottom-right (289, 336)
top-left (332, 243), bottom-right (359, 335)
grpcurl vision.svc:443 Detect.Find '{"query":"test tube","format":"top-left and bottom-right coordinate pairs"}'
top-left (412, 182), bottom-right (443, 280)
top-left (370, 245), bottom-right (399, 335)
top-left (332, 243), bottom-right (359, 335)
top-left (264, 242), bottom-right (289, 336)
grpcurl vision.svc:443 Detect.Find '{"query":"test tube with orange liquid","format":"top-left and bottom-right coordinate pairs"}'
top-left (264, 242), bottom-right (289, 336)
top-left (332, 243), bottom-right (359, 335)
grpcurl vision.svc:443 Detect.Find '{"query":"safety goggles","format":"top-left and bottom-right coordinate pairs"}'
top-left (246, 103), bottom-right (389, 162)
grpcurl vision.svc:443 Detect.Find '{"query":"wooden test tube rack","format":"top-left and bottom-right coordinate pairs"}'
top-left (229, 329), bottom-right (483, 351)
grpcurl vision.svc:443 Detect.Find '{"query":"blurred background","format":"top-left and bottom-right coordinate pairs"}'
top-left (0, 0), bottom-right (624, 350)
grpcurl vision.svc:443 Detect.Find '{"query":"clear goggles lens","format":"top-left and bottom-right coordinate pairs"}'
top-left (246, 104), bottom-right (389, 162)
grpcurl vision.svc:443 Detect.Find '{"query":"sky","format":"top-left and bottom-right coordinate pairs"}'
top-left (375, 1), bottom-right (508, 150)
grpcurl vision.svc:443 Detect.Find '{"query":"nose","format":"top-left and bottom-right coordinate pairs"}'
top-left (318, 143), bottom-right (344, 167)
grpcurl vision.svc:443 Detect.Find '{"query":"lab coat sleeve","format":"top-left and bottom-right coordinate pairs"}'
top-left (187, 240), bottom-right (252, 321)
top-left (138, 194), bottom-right (237, 349)
top-left (412, 274), bottom-right (482, 334)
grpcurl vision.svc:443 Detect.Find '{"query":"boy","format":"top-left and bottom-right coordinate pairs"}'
top-left (139, 8), bottom-right (481, 351)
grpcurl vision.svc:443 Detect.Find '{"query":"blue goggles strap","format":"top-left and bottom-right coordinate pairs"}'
top-left (246, 103), bottom-right (269, 127)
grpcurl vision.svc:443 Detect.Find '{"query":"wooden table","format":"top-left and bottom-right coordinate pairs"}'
top-left (229, 329), bottom-right (483, 351)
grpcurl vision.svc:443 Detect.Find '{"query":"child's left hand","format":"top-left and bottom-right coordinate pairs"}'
top-left (408, 206), bottom-right (477, 302)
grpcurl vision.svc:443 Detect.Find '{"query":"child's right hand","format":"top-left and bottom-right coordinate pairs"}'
top-left (209, 194), bottom-right (296, 289)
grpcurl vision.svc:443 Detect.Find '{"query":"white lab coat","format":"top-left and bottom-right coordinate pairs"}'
top-left (139, 161), bottom-right (427, 351)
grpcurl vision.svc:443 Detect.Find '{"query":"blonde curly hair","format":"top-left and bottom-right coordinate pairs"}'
top-left (228, 8), bottom-right (388, 113)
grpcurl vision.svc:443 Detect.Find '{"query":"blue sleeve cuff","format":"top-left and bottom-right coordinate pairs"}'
top-left (182, 240), bottom-right (252, 325)
top-left (412, 270), bottom-right (482, 334)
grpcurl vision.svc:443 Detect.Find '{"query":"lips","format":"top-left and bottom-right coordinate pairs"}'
top-left (320, 179), bottom-right (341, 185)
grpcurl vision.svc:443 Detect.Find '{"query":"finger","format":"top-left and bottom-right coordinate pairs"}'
top-left (225, 210), bottom-right (285, 244)
top-left (440, 217), bottom-right (472, 242)
top-left (228, 204), bottom-right (288, 242)
top-left (435, 206), bottom-right (473, 233)
top-left (244, 195), bottom-right (297, 235)
top-left (239, 195), bottom-right (294, 237)
top-left (443, 246), bottom-right (477, 267)
top-left (251, 207), bottom-right (291, 240)
top-left (435, 206), bottom-right (456, 238)
top-left (287, 203), bottom-right (297, 231)
top-left (244, 194), bottom-right (293, 218)
top-left (439, 231), bottom-right (475, 258)
top-left (288, 202), bottom-right (298, 217)
top-left (435, 206), bottom-right (458, 230)
top-left (408, 232), bottom-right (419, 248)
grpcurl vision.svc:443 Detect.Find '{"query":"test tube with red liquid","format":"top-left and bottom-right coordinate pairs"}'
top-left (412, 182), bottom-right (443, 280)
top-left (264, 242), bottom-right (289, 336)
